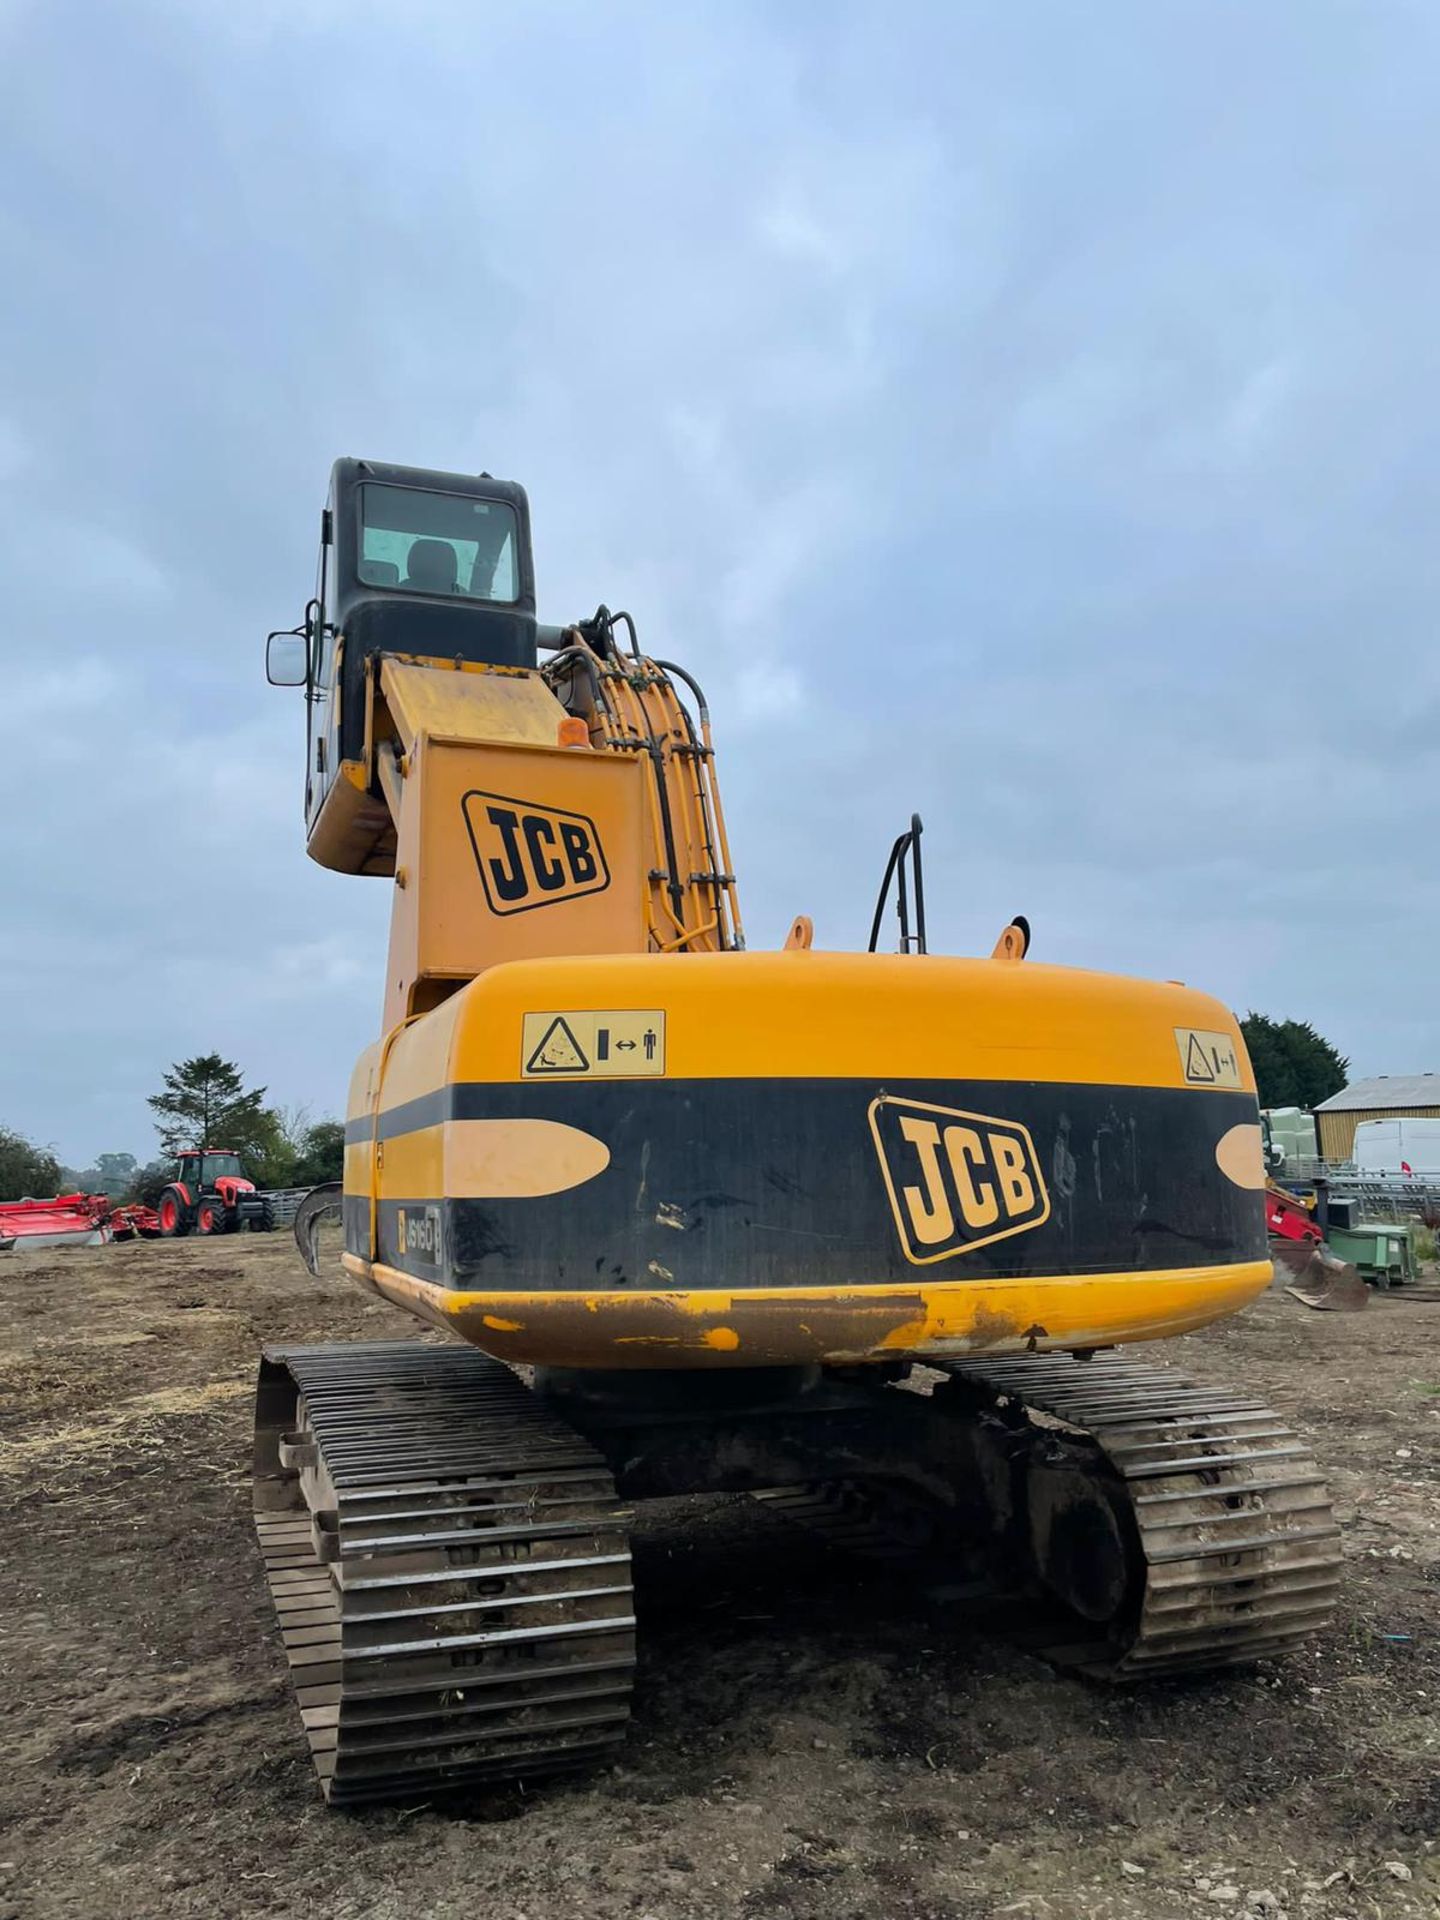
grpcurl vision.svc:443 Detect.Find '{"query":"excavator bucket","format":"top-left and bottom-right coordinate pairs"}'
top-left (292, 1182), bottom-right (343, 1280)
top-left (1273, 1239), bottom-right (1370, 1311)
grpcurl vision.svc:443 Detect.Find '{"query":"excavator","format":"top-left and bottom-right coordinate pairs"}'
top-left (258, 458), bottom-right (1342, 1805)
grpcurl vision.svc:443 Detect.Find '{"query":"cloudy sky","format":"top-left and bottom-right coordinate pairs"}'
top-left (2, 1), bottom-right (1437, 1165)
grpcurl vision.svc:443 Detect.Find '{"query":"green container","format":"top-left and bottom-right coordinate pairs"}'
top-left (1327, 1223), bottom-right (1418, 1287)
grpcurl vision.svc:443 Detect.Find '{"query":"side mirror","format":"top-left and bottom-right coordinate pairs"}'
top-left (266, 628), bottom-right (308, 687)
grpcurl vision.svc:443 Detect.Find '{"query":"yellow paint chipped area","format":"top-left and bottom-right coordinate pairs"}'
top-left (0, 1377), bottom-right (251, 1475)
top-left (345, 1256), bottom-right (1272, 1371)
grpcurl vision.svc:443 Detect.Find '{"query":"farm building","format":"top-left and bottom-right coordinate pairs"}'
top-left (1313, 1073), bottom-right (1440, 1161)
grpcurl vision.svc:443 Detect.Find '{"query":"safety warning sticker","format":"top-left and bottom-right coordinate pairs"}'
top-left (522, 1010), bottom-right (666, 1079)
top-left (1174, 1027), bottom-right (1244, 1090)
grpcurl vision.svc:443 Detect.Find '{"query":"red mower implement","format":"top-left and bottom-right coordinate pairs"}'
top-left (0, 1193), bottom-right (116, 1250)
top-left (0, 1194), bottom-right (162, 1250)
top-left (110, 1203), bottom-right (162, 1240)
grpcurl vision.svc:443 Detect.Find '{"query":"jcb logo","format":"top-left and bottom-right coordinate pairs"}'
top-left (462, 790), bottom-right (610, 916)
top-left (869, 1095), bottom-right (1050, 1266)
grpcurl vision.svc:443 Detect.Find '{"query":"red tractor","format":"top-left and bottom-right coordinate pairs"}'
top-left (155, 1149), bottom-right (274, 1238)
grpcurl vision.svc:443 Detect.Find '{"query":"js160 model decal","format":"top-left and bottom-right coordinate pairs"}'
top-left (869, 1094), bottom-right (1050, 1265)
top-left (462, 790), bottom-right (610, 914)
top-left (396, 1204), bottom-right (443, 1268)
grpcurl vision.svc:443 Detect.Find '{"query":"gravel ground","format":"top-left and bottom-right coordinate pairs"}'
top-left (2, 1234), bottom-right (1437, 1920)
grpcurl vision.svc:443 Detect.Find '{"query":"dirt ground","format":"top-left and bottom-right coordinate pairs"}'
top-left (2, 1236), bottom-right (1437, 1920)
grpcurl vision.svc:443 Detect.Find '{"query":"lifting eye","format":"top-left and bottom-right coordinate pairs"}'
top-left (992, 915), bottom-right (1031, 961)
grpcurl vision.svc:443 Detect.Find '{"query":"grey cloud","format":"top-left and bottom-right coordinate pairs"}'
top-left (0, 0), bottom-right (1436, 1161)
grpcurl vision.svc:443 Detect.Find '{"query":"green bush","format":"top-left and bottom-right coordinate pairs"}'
top-left (0, 1126), bottom-right (63, 1202)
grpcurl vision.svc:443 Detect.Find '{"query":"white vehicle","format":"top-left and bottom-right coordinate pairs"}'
top-left (1351, 1117), bottom-right (1440, 1178)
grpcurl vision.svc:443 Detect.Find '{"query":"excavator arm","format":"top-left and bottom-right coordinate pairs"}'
top-left (331, 634), bottom-right (742, 1029)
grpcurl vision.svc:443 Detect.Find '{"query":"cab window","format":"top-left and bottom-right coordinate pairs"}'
top-left (359, 485), bottom-right (519, 603)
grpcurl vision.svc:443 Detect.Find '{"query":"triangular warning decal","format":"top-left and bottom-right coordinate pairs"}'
top-left (1184, 1032), bottom-right (1216, 1084)
top-left (525, 1016), bottom-right (589, 1075)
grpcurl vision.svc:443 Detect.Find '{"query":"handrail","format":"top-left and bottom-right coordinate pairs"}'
top-left (867, 813), bottom-right (926, 954)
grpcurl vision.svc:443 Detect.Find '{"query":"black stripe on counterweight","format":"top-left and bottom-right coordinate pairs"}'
top-left (344, 1079), bottom-right (1263, 1292)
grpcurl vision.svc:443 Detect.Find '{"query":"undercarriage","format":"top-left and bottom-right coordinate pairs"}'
top-left (254, 1340), bottom-right (1341, 1804)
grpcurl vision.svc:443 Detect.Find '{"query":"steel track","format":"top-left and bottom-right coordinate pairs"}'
top-left (934, 1352), bottom-right (1342, 1676)
top-left (253, 1341), bottom-right (635, 1804)
top-left (756, 1353), bottom-right (1341, 1679)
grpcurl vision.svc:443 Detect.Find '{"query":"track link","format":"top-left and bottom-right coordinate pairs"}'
top-left (933, 1352), bottom-right (1343, 1677)
top-left (253, 1341), bottom-right (635, 1804)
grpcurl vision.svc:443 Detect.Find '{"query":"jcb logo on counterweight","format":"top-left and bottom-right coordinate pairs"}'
top-left (869, 1095), bottom-right (1050, 1265)
top-left (462, 790), bottom-right (610, 915)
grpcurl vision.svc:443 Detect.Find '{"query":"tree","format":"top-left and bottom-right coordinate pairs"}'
top-left (254, 1101), bottom-right (315, 1189)
top-left (62, 1151), bottom-right (138, 1199)
top-left (235, 1109), bottom-right (345, 1191)
top-left (148, 1055), bottom-right (275, 1161)
top-left (291, 1118), bottom-right (345, 1188)
top-left (1240, 1014), bottom-right (1349, 1110)
top-left (272, 1102), bottom-right (314, 1164)
top-left (244, 1107), bottom-right (298, 1191)
top-left (96, 1151), bottom-right (138, 1192)
top-left (0, 1126), bottom-right (63, 1201)
top-left (126, 1159), bottom-right (178, 1209)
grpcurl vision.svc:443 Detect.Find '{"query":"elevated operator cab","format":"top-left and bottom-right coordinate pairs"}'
top-left (268, 459), bottom-right (538, 872)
